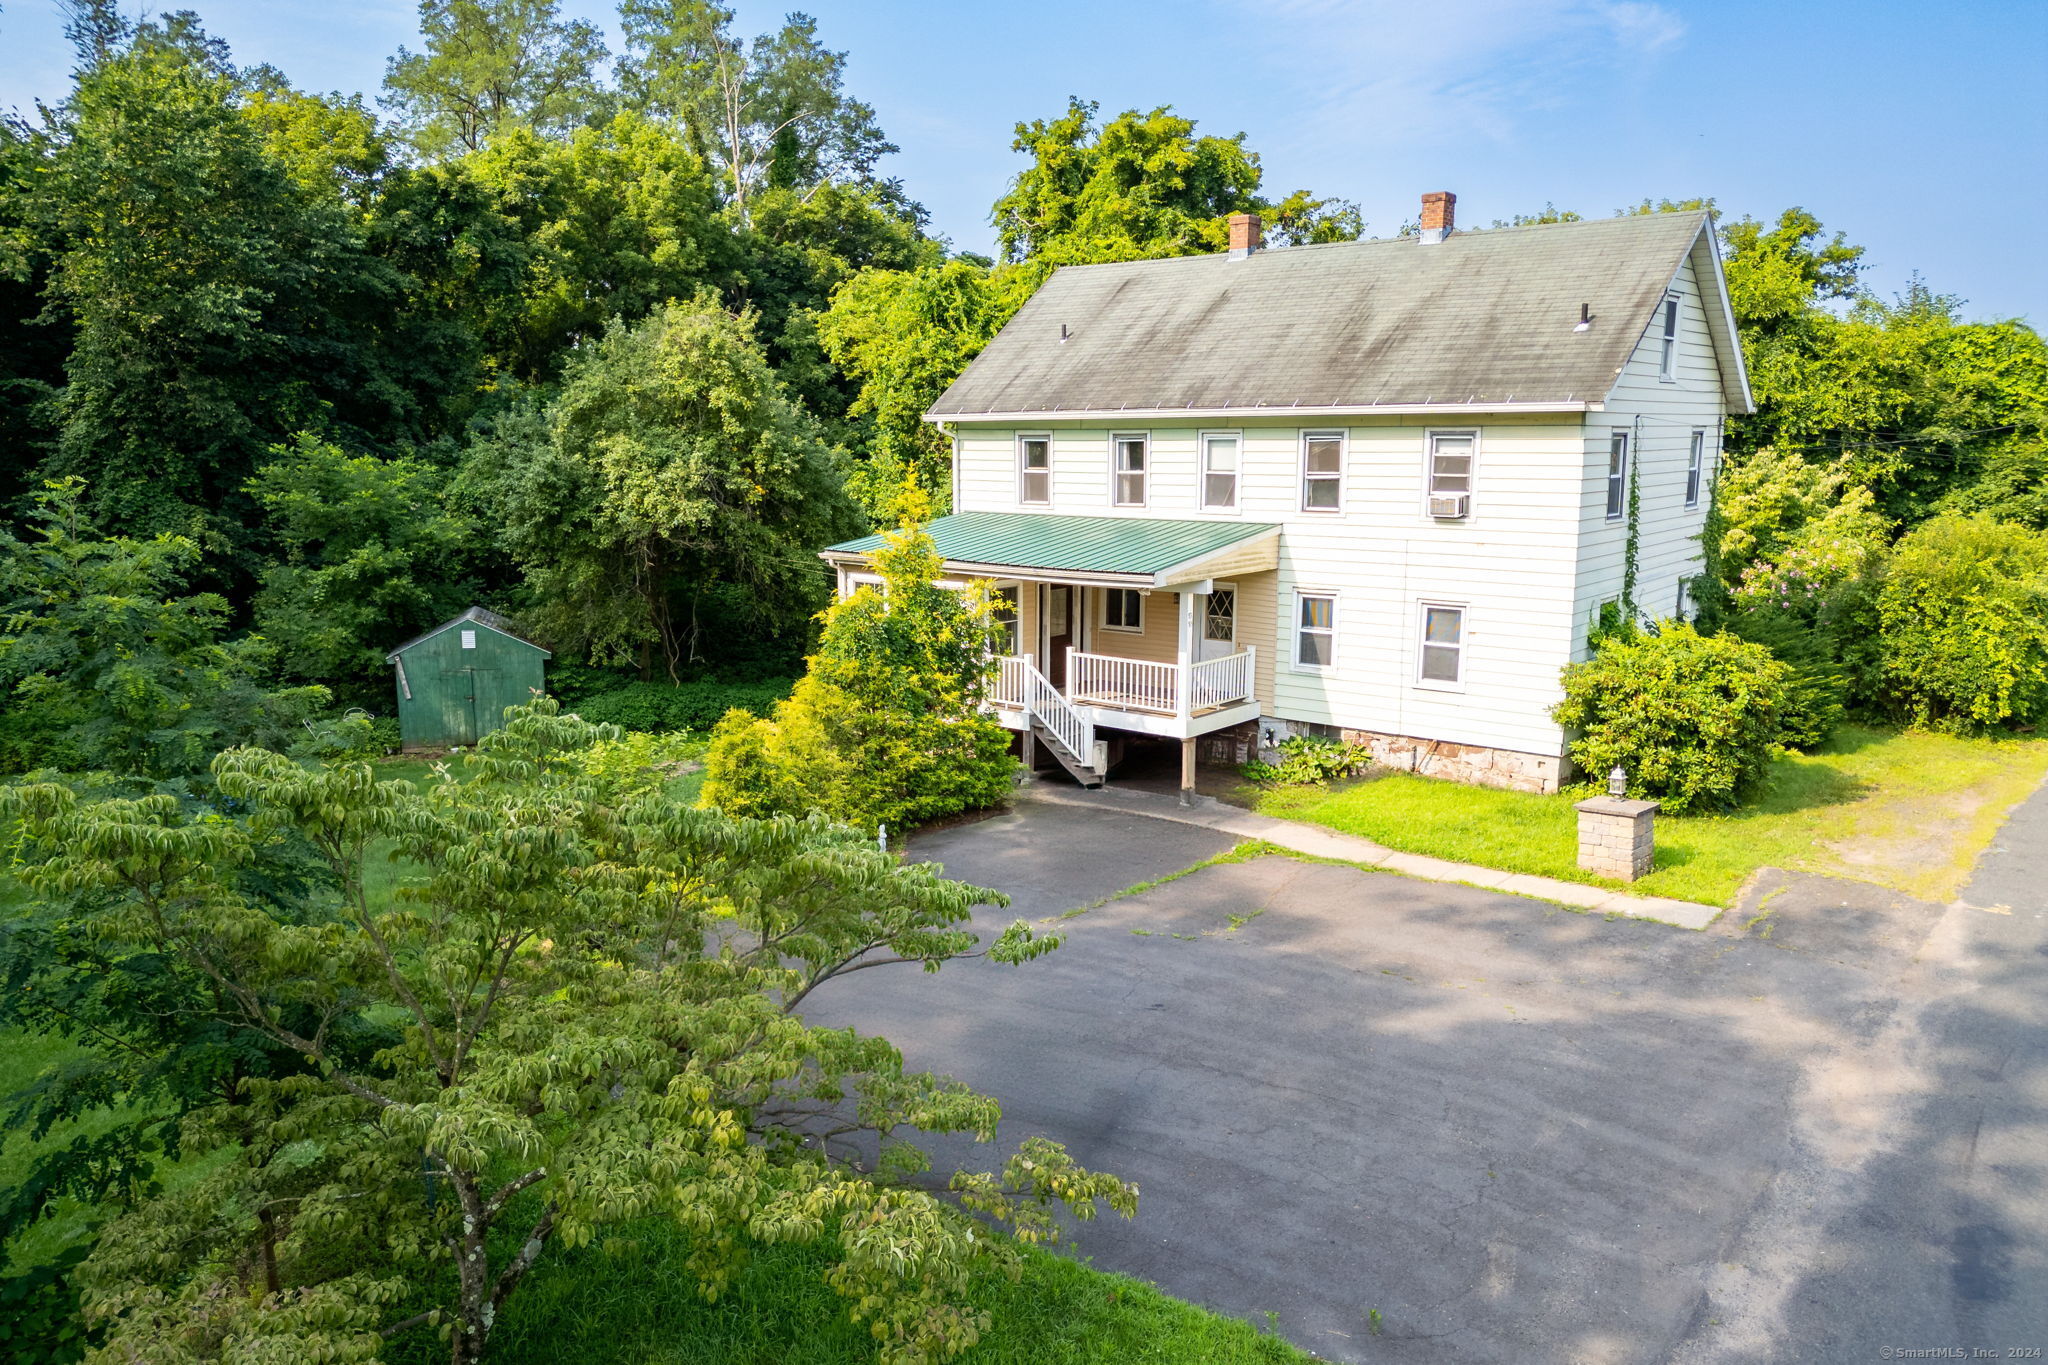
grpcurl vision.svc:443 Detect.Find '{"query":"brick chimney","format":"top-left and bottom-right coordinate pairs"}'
top-left (1418, 190), bottom-right (1456, 244)
top-left (1227, 211), bottom-right (1262, 260)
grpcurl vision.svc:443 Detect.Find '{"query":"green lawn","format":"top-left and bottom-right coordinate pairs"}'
top-left (1250, 725), bottom-right (2048, 907)
top-left (458, 1225), bottom-right (1311, 1365)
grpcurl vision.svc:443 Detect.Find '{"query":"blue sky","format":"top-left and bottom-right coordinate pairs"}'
top-left (4, 0), bottom-right (2044, 323)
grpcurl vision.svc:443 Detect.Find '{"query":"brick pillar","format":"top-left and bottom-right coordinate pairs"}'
top-left (1226, 212), bottom-right (1262, 258)
top-left (1574, 796), bottom-right (1659, 881)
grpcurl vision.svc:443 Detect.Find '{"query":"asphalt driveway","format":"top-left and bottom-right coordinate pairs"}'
top-left (797, 791), bottom-right (2048, 1363)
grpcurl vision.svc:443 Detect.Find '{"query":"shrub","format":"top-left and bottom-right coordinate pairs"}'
top-left (702, 513), bottom-right (1018, 833)
top-left (573, 678), bottom-right (795, 733)
top-left (1552, 622), bottom-right (1793, 813)
top-left (1241, 735), bottom-right (1372, 786)
top-left (1875, 516), bottom-right (2048, 730)
top-left (1726, 608), bottom-right (1846, 750)
top-left (574, 730), bottom-right (705, 798)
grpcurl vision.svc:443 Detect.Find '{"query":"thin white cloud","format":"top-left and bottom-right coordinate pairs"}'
top-left (1229, 0), bottom-right (1688, 152)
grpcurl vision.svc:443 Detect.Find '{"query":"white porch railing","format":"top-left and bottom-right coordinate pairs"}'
top-left (1189, 650), bottom-right (1256, 713)
top-left (1070, 653), bottom-right (1178, 713)
top-left (1068, 648), bottom-right (1256, 717)
top-left (991, 655), bottom-right (1028, 709)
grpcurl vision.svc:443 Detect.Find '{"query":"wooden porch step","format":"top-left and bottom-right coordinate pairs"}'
top-left (1029, 719), bottom-right (1105, 789)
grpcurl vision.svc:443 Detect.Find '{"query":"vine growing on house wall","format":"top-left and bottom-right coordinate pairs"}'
top-left (1621, 417), bottom-right (1643, 621)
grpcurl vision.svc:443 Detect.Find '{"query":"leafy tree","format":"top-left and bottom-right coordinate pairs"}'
top-left (704, 509), bottom-right (1018, 832)
top-left (1875, 515), bottom-right (2048, 730)
top-left (240, 73), bottom-right (391, 212)
top-left (461, 299), bottom-right (857, 677)
top-left (34, 30), bottom-right (407, 575)
top-left (817, 259), bottom-right (1021, 514)
top-left (1553, 623), bottom-right (1792, 814)
top-left (465, 112), bottom-right (734, 381)
top-left (0, 481), bottom-right (328, 778)
top-left (992, 98), bottom-right (1359, 264)
top-left (380, 0), bottom-right (610, 158)
top-left (617, 2), bottom-right (901, 222)
top-left (3, 701), bottom-right (1130, 1364)
top-left (248, 435), bottom-right (483, 706)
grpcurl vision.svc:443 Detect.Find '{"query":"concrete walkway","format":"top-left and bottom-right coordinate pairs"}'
top-left (1015, 777), bottom-right (1725, 929)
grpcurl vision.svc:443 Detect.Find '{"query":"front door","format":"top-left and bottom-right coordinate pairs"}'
top-left (1198, 587), bottom-right (1237, 661)
top-left (1045, 584), bottom-right (1073, 687)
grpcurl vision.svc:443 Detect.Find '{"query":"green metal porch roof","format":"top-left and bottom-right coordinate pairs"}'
top-left (822, 511), bottom-right (1279, 578)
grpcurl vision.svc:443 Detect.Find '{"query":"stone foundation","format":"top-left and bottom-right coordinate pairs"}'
top-left (1195, 720), bottom-right (1260, 767)
top-left (1258, 717), bottom-right (1563, 794)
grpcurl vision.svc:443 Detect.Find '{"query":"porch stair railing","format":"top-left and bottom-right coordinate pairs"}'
top-left (1016, 657), bottom-right (1105, 787)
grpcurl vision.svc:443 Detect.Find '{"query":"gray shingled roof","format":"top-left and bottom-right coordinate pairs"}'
top-left (929, 211), bottom-right (1750, 418)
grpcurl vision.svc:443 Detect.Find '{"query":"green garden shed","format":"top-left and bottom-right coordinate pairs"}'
top-left (386, 607), bottom-right (550, 750)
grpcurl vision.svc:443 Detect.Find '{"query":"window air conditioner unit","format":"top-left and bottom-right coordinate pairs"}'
top-left (1428, 493), bottom-right (1470, 520)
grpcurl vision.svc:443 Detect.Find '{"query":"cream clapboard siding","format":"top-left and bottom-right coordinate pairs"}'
top-left (1575, 252), bottom-right (1726, 653)
top-left (950, 415), bottom-right (1589, 756)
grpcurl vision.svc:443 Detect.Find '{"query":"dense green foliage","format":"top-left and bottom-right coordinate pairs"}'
top-left (1874, 516), bottom-right (2048, 729)
top-left (704, 516), bottom-right (1018, 832)
top-left (2, 702), bottom-right (1127, 1365)
top-left (573, 677), bottom-right (794, 732)
top-left (1553, 624), bottom-right (1793, 814)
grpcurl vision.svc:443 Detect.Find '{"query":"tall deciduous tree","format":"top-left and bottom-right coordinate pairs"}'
top-left (462, 298), bottom-right (857, 677)
top-left (616, 1), bottom-right (900, 222)
top-left (381, 0), bottom-right (610, 158)
top-left (5, 702), bottom-right (1131, 1365)
top-left (36, 32), bottom-right (405, 574)
top-left (248, 435), bottom-right (484, 705)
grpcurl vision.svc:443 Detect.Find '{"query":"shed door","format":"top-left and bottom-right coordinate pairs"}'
top-left (440, 664), bottom-right (480, 745)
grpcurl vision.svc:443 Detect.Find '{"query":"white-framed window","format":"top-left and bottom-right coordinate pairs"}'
top-left (461, 629), bottom-right (477, 650)
top-left (1103, 587), bottom-right (1144, 632)
top-left (1200, 432), bottom-right (1239, 510)
top-left (1605, 431), bottom-right (1629, 520)
top-left (1658, 293), bottom-right (1680, 381)
top-left (1417, 603), bottom-right (1465, 686)
top-left (1685, 429), bottom-right (1705, 507)
top-left (992, 586), bottom-right (1020, 654)
top-left (1300, 430), bottom-right (1344, 512)
top-left (1427, 429), bottom-right (1476, 509)
top-left (1112, 432), bottom-right (1148, 507)
top-left (1018, 434), bottom-right (1051, 505)
top-left (1293, 591), bottom-right (1336, 670)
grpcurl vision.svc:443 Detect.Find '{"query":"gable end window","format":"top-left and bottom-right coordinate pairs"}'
top-left (1301, 431), bottom-right (1344, 512)
top-left (1418, 604), bottom-right (1465, 685)
top-left (1605, 432), bottom-right (1629, 520)
top-left (1294, 591), bottom-right (1335, 669)
top-left (1658, 294), bottom-right (1680, 381)
top-left (1103, 587), bottom-right (1144, 632)
top-left (1113, 433), bottom-right (1148, 506)
top-left (1018, 435), bottom-right (1051, 505)
top-left (1685, 430), bottom-right (1705, 507)
top-left (1201, 433), bottom-right (1239, 510)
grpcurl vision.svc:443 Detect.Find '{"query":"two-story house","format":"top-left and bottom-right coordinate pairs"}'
top-left (821, 193), bottom-right (1752, 795)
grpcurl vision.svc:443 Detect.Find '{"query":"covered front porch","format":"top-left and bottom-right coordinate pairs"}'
top-left (822, 511), bottom-right (1279, 789)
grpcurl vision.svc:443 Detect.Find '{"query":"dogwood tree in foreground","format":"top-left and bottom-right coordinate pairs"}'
top-left (4, 702), bottom-right (1133, 1364)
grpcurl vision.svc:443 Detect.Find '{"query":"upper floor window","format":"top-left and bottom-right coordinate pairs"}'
top-left (1103, 587), bottom-right (1143, 632)
top-left (1605, 432), bottom-right (1629, 520)
top-left (1685, 430), bottom-right (1705, 507)
top-left (1294, 591), bottom-right (1335, 669)
top-left (1018, 435), bottom-right (1051, 505)
top-left (1113, 433), bottom-right (1148, 507)
top-left (1201, 433), bottom-right (1239, 510)
top-left (1428, 431), bottom-right (1475, 516)
top-left (1658, 294), bottom-right (1680, 380)
top-left (1301, 431), bottom-right (1344, 512)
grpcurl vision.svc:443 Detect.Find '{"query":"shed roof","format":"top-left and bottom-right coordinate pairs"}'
top-left (929, 211), bottom-right (1750, 419)
top-left (822, 512), bottom-right (1279, 587)
top-left (385, 606), bottom-right (551, 662)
